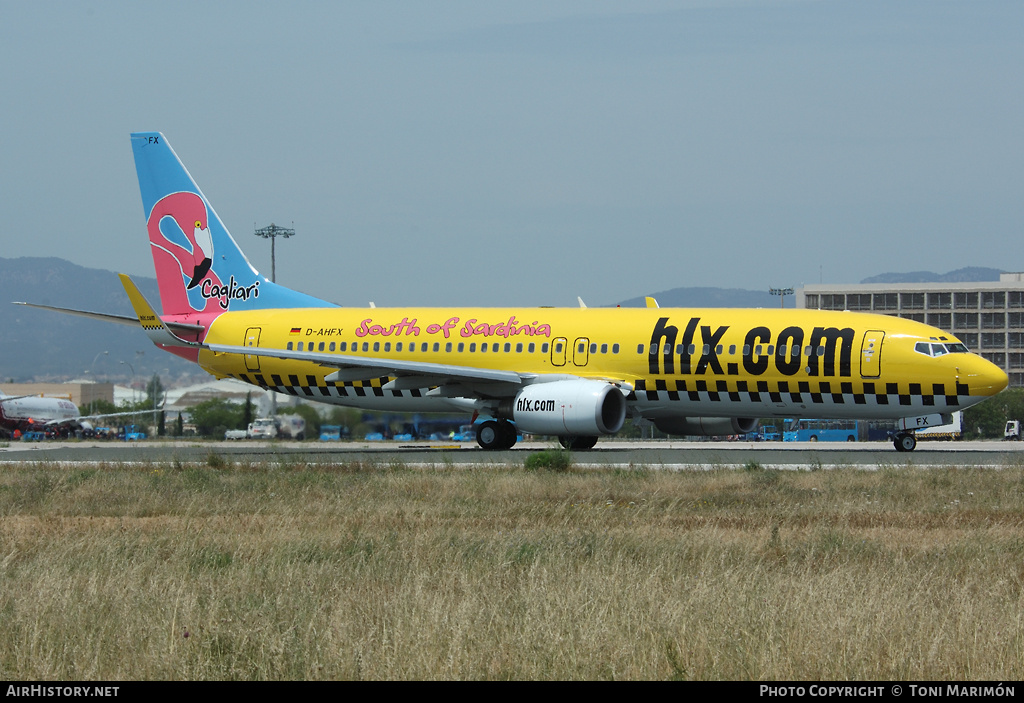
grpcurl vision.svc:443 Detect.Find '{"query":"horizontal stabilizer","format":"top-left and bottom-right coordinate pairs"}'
top-left (119, 274), bottom-right (203, 348)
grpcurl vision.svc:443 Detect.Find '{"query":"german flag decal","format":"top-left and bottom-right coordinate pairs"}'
top-left (290, 327), bottom-right (301, 335)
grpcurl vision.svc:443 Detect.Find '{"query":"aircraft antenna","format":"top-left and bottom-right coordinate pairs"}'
top-left (254, 222), bottom-right (295, 283)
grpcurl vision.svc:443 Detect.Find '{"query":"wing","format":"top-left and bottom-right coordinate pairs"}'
top-left (12, 300), bottom-right (204, 336)
top-left (207, 343), bottom-right (525, 389)
top-left (205, 343), bottom-right (633, 397)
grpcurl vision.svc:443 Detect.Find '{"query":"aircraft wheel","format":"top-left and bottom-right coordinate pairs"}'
top-left (809, 435), bottom-right (818, 442)
top-left (893, 433), bottom-right (917, 452)
top-left (559, 435), bottom-right (598, 450)
top-left (497, 420), bottom-right (518, 449)
top-left (477, 421), bottom-right (502, 450)
top-left (847, 436), bottom-right (856, 442)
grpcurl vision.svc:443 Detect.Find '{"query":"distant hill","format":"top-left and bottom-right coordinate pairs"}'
top-left (616, 287), bottom-right (776, 309)
top-left (1, 257), bottom-right (196, 383)
top-left (860, 267), bottom-right (1003, 284)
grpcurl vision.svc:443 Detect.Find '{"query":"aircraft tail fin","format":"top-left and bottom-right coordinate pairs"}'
top-left (130, 132), bottom-right (333, 317)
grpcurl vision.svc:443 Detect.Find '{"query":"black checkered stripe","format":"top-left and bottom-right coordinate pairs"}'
top-left (626, 379), bottom-right (970, 407)
top-left (235, 373), bottom-right (427, 399)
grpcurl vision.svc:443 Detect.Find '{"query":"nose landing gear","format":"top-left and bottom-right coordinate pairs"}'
top-left (893, 432), bottom-right (917, 452)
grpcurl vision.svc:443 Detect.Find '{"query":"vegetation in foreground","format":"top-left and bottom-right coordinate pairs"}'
top-left (0, 459), bottom-right (1022, 680)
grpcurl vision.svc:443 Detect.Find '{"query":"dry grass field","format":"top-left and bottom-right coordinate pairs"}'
top-left (0, 454), bottom-right (1022, 680)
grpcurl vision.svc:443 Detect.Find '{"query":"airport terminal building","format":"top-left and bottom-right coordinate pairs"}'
top-left (798, 273), bottom-right (1024, 388)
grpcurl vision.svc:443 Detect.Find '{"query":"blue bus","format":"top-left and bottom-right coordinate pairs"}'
top-left (783, 419), bottom-right (859, 442)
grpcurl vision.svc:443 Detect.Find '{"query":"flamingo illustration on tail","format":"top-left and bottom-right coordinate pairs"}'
top-left (130, 132), bottom-right (333, 318)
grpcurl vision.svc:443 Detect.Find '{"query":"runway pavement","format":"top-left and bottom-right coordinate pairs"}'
top-left (2, 438), bottom-right (1023, 469)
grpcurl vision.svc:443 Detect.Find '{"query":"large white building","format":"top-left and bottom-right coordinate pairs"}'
top-left (799, 273), bottom-right (1024, 388)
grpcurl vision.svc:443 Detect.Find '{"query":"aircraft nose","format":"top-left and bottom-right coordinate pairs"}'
top-left (962, 355), bottom-right (1009, 397)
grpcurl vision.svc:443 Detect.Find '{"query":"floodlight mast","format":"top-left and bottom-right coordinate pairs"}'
top-left (253, 223), bottom-right (295, 283)
top-left (769, 287), bottom-right (794, 309)
top-left (254, 223), bottom-right (294, 419)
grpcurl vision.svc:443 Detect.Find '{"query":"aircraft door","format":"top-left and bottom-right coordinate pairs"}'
top-left (860, 330), bottom-right (884, 378)
top-left (244, 327), bottom-right (262, 372)
top-left (551, 337), bottom-right (567, 367)
top-left (573, 337), bottom-right (590, 367)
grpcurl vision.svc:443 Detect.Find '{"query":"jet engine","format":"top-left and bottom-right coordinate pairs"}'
top-left (652, 416), bottom-right (758, 437)
top-left (500, 380), bottom-right (626, 436)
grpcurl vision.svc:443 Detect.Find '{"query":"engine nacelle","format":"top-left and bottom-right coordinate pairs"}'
top-left (503, 380), bottom-right (627, 436)
top-left (653, 416), bottom-right (758, 437)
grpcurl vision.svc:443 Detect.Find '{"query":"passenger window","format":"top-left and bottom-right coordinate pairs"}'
top-left (716, 345), bottom-right (723, 355)
top-left (287, 342), bottom-right (293, 350)
top-left (319, 342), bottom-right (325, 351)
top-left (601, 344), bottom-right (608, 354)
top-left (470, 343), bottom-right (477, 352)
top-left (458, 343), bottom-right (464, 352)
top-left (702, 344), bottom-right (710, 355)
top-left (297, 342), bottom-right (304, 351)
top-left (373, 342), bottom-right (380, 352)
top-left (504, 343), bottom-right (511, 352)
top-left (383, 342), bottom-right (390, 352)
top-left (516, 343), bottom-right (523, 352)
top-left (329, 342), bottom-right (335, 351)
top-left (528, 343), bottom-right (535, 353)
top-left (396, 342), bottom-right (402, 352)
top-left (363, 342), bottom-right (370, 352)
top-left (422, 343), bottom-right (429, 352)
top-left (729, 345), bottom-right (736, 355)
top-left (612, 344), bottom-right (619, 354)
top-left (433, 343), bottom-right (439, 352)
top-left (637, 344), bottom-right (644, 354)
top-left (446, 342), bottom-right (452, 352)
top-left (688, 344), bottom-right (696, 355)
top-left (493, 343), bottom-right (499, 352)
top-left (340, 342), bottom-right (347, 352)
top-left (542, 343), bottom-right (549, 353)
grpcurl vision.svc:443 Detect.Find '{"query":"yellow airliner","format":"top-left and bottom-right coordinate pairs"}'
top-left (19, 133), bottom-right (1008, 451)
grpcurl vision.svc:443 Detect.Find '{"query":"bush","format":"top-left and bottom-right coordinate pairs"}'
top-left (525, 449), bottom-right (572, 472)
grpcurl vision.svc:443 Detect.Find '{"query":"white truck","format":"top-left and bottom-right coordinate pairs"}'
top-left (1005, 420), bottom-right (1021, 441)
top-left (247, 415), bottom-right (307, 440)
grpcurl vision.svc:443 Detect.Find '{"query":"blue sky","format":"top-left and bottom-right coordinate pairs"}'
top-left (1, 1), bottom-right (1021, 307)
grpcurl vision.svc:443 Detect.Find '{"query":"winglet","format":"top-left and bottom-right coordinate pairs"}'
top-left (119, 274), bottom-right (202, 348)
top-left (645, 296), bottom-right (660, 308)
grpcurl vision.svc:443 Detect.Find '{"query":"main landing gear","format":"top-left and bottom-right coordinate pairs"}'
top-left (558, 436), bottom-right (598, 450)
top-left (893, 432), bottom-right (917, 452)
top-left (476, 419), bottom-right (518, 450)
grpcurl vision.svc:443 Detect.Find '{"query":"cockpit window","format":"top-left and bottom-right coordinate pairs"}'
top-left (916, 341), bottom-right (971, 357)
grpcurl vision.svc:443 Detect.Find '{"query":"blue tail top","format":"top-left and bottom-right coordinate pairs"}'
top-left (131, 132), bottom-right (334, 316)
